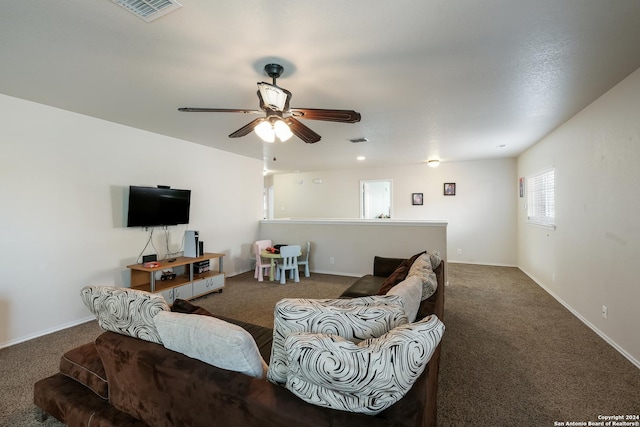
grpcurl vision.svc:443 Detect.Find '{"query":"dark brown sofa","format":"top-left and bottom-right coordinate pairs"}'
top-left (34, 256), bottom-right (445, 427)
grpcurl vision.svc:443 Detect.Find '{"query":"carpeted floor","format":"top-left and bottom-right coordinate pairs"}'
top-left (1, 265), bottom-right (638, 427)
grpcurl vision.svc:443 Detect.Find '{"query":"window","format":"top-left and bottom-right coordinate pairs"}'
top-left (527, 168), bottom-right (555, 227)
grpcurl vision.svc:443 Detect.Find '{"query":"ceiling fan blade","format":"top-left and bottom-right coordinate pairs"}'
top-left (289, 108), bottom-right (361, 123)
top-left (284, 117), bottom-right (321, 144)
top-left (229, 118), bottom-right (264, 138)
top-left (178, 108), bottom-right (262, 114)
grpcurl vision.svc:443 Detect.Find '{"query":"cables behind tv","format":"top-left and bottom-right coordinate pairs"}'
top-left (135, 228), bottom-right (156, 264)
top-left (164, 225), bottom-right (187, 259)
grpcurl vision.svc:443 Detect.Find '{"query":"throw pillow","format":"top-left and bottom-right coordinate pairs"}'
top-left (376, 251), bottom-right (425, 295)
top-left (386, 275), bottom-right (422, 322)
top-left (154, 311), bottom-right (268, 379)
top-left (284, 314), bottom-right (445, 415)
top-left (267, 296), bottom-right (407, 385)
top-left (407, 252), bottom-right (439, 301)
top-left (80, 285), bottom-right (169, 344)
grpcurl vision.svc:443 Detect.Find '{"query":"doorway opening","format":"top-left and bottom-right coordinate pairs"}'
top-left (360, 179), bottom-right (392, 219)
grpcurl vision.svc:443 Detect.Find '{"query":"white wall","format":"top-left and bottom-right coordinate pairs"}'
top-left (273, 159), bottom-right (517, 266)
top-left (0, 94), bottom-right (264, 348)
top-left (517, 68), bottom-right (640, 366)
top-left (259, 219), bottom-right (447, 277)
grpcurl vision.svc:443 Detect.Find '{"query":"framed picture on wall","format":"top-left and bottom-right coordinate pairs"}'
top-left (444, 183), bottom-right (456, 196)
top-left (519, 177), bottom-right (525, 197)
top-left (412, 193), bottom-right (423, 205)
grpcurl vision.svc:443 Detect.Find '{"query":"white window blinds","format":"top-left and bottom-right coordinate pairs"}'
top-left (527, 169), bottom-right (555, 227)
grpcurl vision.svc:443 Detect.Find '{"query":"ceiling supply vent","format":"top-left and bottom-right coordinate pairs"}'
top-left (110, 0), bottom-right (182, 22)
top-left (349, 137), bottom-right (369, 143)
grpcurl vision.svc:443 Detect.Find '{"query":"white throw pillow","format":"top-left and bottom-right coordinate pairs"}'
top-left (284, 314), bottom-right (445, 415)
top-left (154, 311), bottom-right (268, 379)
top-left (386, 275), bottom-right (422, 322)
top-left (80, 285), bottom-right (169, 344)
top-left (267, 296), bottom-right (407, 385)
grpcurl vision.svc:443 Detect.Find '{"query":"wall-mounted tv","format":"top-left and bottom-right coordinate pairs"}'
top-left (127, 186), bottom-right (191, 228)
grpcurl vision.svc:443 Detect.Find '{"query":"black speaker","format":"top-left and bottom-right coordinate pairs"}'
top-left (199, 241), bottom-right (204, 256)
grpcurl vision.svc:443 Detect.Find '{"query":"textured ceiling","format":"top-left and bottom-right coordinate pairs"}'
top-left (2, 1), bottom-right (640, 174)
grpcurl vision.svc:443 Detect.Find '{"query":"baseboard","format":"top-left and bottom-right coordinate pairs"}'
top-left (447, 260), bottom-right (518, 267)
top-left (234, 268), bottom-right (362, 278)
top-left (0, 315), bottom-right (95, 350)
top-left (519, 267), bottom-right (640, 370)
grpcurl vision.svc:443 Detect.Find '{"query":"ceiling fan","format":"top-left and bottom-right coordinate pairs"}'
top-left (178, 64), bottom-right (361, 144)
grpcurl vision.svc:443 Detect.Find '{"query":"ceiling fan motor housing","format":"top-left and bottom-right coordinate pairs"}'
top-left (264, 63), bottom-right (284, 81)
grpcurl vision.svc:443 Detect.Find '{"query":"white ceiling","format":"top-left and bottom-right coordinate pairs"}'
top-left (2, 1), bottom-right (640, 174)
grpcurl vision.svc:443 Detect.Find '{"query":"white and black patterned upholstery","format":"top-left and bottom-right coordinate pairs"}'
top-left (267, 296), bottom-right (407, 385)
top-left (284, 314), bottom-right (445, 415)
top-left (80, 285), bottom-right (169, 344)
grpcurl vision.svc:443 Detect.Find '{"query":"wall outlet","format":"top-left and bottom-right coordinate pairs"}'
top-left (602, 305), bottom-right (608, 319)
top-left (329, 257), bottom-right (335, 265)
top-left (457, 249), bottom-right (462, 255)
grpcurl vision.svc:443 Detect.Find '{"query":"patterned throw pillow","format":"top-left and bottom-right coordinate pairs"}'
top-left (267, 296), bottom-right (407, 385)
top-left (407, 251), bottom-right (440, 301)
top-left (284, 315), bottom-right (445, 415)
top-left (80, 286), bottom-right (169, 344)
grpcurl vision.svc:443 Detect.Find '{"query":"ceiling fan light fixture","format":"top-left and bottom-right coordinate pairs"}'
top-left (258, 83), bottom-right (289, 111)
top-left (274, 120), bottom-right (293, 141)
top-left (428, 159), bottom-right (440, 168)
top-left (255, 120), bottom-right (275, 143)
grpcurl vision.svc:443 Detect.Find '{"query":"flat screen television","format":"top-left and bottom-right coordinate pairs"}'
top-left (127, 186), bottom-right (191, 228)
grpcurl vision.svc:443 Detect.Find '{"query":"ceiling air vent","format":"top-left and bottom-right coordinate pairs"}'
top-left (110, 0), bottom-right (182, 22)
top-left (349, 137), bottom-right (369, 143)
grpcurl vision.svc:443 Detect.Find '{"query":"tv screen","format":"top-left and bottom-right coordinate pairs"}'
top-left (127, 186), bottom-right (191, 227)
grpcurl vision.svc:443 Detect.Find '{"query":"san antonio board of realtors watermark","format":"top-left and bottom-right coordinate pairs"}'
top-left (554, 414), bottom-right (640, 427)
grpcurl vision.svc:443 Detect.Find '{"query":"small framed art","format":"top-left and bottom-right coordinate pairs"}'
top-left (444, 183), bottom-right (456, 196)
top-left (519, 177), bottom-right (524, 198)
top-left (412, 193), bottom-right (423, 205)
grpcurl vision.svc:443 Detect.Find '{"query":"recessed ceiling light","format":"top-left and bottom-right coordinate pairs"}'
top-left (357, 156), bottom-right (366, 161)
top-left (497, 144), bottom-right (507, 148)
top-left (427, 160), bottom-right (440, 168)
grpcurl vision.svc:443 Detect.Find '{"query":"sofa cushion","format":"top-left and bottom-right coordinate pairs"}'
top-left (376, 251), bottom-right (425, 295)
top-left (155, 311), bottom-right (268, 379)
top-left (284, 314), bottom-right (445, 415)
top-left (386, 275), bottom-right (422, 322)
top-left (267, 296), bottom-right (407, 385)
top-left (171, 298), bottom-right (274, 363)
top-left (80, 285), bottom-right (169, 344)
top-left (59, 342), bottom-right (108, 399)
top-left (339, 274), bottom-right (386, 298)
top-left (407, 251), bottom-right (440, 301)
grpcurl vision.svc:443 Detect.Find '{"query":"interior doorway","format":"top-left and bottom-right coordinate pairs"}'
top-left (360, 179), bottom-right (392, 219)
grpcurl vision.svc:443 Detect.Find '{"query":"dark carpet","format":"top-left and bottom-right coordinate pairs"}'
top-left (1, 265), bottom-right (638, 427)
